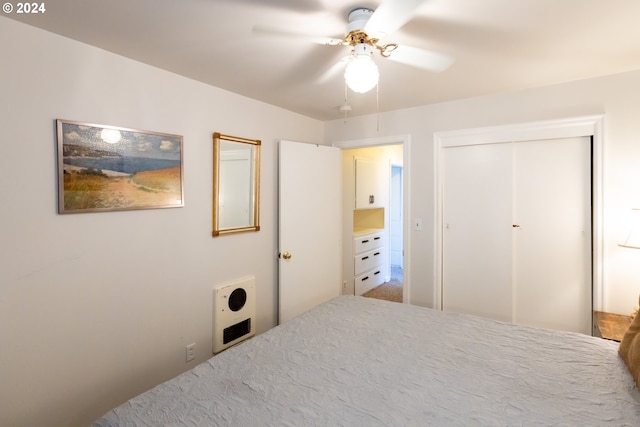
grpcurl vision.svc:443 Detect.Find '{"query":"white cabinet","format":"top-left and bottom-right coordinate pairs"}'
top-left (353, 231), bottom-right (385, 295)
top-left (355, 157), bottom-right (383, 209)
top-left (442, 137), bottom-right (592, 334)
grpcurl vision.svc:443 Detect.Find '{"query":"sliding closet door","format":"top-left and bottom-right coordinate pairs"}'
top-left (513, 137), bottom-right (591, 334)
top-left (442, 137), bottom-right (591, 334)
top-left (442, 143), bottom-right (514, 322)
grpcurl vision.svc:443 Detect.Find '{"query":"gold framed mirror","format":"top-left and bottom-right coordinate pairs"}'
top-left (212, 132), bottom-right (261, 236)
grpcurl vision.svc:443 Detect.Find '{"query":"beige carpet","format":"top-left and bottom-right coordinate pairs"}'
top-left (361, 278), bottom-right (403, 303)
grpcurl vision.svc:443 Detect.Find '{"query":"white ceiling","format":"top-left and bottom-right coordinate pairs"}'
top-left (6, 0), bottom-right (640, 120)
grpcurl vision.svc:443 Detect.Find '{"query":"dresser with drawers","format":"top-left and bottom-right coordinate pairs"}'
top-left (353, 230), bottom-right (386, 295)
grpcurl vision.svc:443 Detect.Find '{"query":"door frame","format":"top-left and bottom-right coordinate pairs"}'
top-left (433, 115), bottom-right (604, 312)
top-left (333, 134), bottom-right (411, 303)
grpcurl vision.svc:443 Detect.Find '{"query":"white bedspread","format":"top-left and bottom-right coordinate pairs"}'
top-left (94, 296), bottom-right (640, 426)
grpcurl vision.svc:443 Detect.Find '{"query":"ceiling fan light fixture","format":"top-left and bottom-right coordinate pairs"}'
top-left (344, 44), bottom-right (379, 93)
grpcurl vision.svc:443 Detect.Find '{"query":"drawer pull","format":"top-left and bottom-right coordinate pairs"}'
top-left (361, 276), bottom-right (369, 281)
top-left (374, 236), bottom-right (381, 240)
top-left (373, 252), bottom-right (380, 256)
top-left (361, 239), bottom-right (369, 244)
top-left (374, 270), bottom-right (381, 275)
top-left (361, 256), bottom-right (369, 261)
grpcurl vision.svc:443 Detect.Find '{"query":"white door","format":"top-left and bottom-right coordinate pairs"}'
top-left (278, 140), bottom-right (342, 323)
top-left (442, 137), bottom-right (591, 334)
top-left (354, 157), bottom-right (383, 208)
top-left (442, 143), bottom-right (514, 322)
top-left (512, 137), bottom-right (591, 333)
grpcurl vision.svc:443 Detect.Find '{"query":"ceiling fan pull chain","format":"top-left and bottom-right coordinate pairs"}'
top-left (344, 79), bottom-right (347, 105)
top-left (376, 81), bottom-right (380, 132)
top-left (344, 80), bottom-right (349, 123)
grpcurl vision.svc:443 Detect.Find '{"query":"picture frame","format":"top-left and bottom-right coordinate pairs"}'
top-left (56, 119), bottom-right (184, 214)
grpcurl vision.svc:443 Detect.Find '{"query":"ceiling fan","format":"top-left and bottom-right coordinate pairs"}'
top-left (253, 0), bottom-right (454, 94)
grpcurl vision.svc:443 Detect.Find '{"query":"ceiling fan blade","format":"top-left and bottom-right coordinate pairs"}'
top-left (315, 55), bottom-right (349, 85)
top-left (235, 0), bottom-right (324, 13)
top-left (387, 45), bottom-right (454, 73)
top-left (252, 25), bottom-right (344, 46)
top-left (364, 0), bottom-right (429, 39)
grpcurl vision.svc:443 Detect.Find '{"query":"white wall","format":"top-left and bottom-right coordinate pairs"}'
top-left (0, 18), bottom-right (324, 427)
top-left (326, 70), bottom-right (640, 314)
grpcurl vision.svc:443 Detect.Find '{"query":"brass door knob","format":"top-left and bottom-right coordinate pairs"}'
top-left (282, 251), bottom-right (292, 260)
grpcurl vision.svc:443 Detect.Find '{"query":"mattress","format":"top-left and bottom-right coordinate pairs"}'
top-left (94, 296), bottom-right (640, 426)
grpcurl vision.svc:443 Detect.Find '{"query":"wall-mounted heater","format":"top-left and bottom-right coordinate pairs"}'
top-left (213, 276), bottom-right (256, 353)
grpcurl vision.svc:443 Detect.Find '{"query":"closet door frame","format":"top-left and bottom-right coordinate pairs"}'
top-left (433, 115), bottom-right (604, 313)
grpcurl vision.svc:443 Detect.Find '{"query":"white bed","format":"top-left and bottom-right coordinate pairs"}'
top-left (94, 296), bottom-right (640, 426)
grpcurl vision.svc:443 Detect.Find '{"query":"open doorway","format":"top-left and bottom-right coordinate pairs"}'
top-left (362, 162), bottom-right (403, 303)
top-left (338, 142), bottom-right (405, 303)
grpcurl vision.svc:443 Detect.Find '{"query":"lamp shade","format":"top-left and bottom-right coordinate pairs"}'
top-left (344, 44), bottom-right (379, 93)
top-left (620, 208), bottom-right (640, 249)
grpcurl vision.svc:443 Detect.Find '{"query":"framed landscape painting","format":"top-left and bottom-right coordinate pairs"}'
top-left (56, 119), bottom-right (184, 214)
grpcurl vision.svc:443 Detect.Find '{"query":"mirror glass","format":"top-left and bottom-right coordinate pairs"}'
top-left (213, 133), bottom-right (260, 236)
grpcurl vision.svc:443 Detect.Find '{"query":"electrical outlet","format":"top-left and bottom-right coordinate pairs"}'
top-left (186, 343), bottom-right (195, 362)
top-left (343, 280), bottom-right (347, 291)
